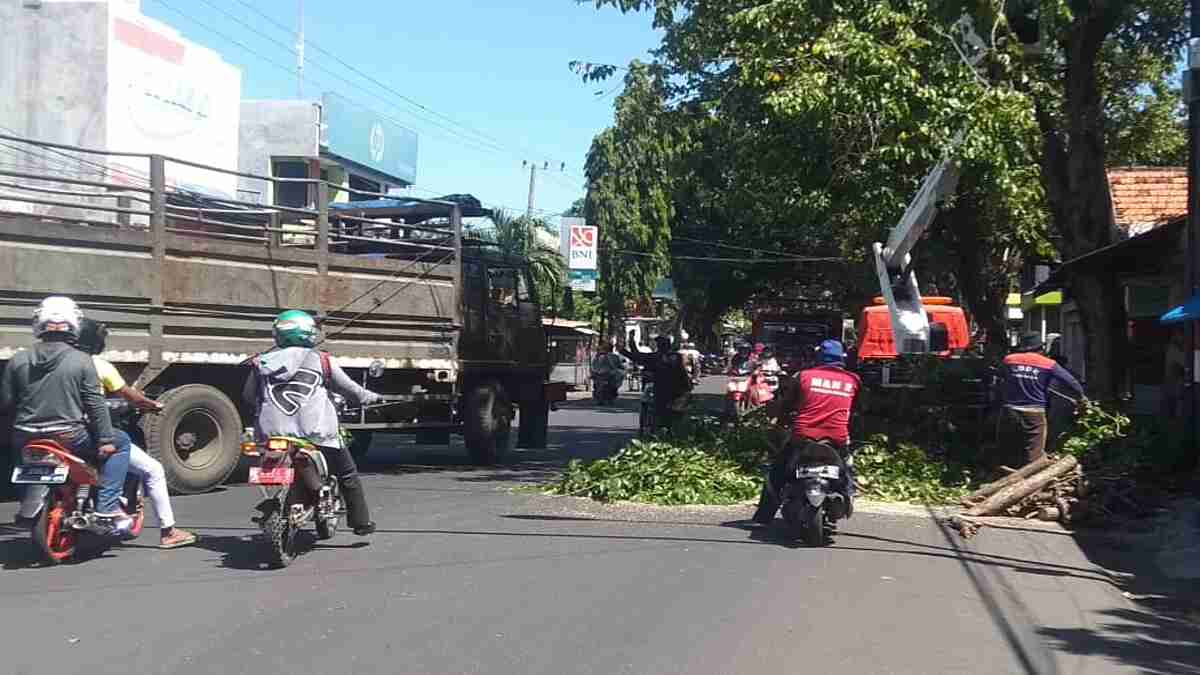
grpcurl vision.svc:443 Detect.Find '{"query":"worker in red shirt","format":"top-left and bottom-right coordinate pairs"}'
top-left (1000, 333), bottom-right (1085, 467)
top-left (752, 340), bottom-right (861, 525)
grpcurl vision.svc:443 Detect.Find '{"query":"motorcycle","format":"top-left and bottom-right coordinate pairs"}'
top-left (243, 394), bottom-right (348, 568)
top-left (763, 439), bottom-right (854, 546)
top-left (12, 399), bottom-right (146, 564)
top-left (591, 369), bottom-right (623, 405)
top-left (724, 363), bottom-right (776, 420)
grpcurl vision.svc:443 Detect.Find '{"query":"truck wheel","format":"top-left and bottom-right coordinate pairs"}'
top-left (464, 383), bottom-right (512, 465)
top-left (348, 432), bottom-right (373, 463)
top-left (517, 394), bottom-right (549, 450)
top-left (144, 384), bottom-right (242, 494)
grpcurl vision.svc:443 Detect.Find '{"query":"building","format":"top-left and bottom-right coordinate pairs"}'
top-left (238, 93), bottom-right (418, 208)
top-left (0, 0), bottom-right (242, 197)
top-left (1032, 167), bottom-right (1188, 414)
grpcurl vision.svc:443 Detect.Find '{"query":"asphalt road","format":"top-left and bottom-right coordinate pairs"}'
top-left (1, 378), bottom-right (1197, 675)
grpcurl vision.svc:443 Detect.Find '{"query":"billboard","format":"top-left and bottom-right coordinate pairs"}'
top-left (568, 269), bottom-right (598, 292)
top-left (322, 93), bottom-right (418, 185)
top-left (106, 11), bottom-right (242, 197)
top-left (560, 218), bottom-right (598, 270)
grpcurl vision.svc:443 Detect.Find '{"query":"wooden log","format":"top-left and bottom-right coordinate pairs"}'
top-left (1038, 507), bottom-right (1060, 521)
top-left (964, 456), bottom-right (1056, 503)
top-left (965, 455), bottom-right (1080, 517)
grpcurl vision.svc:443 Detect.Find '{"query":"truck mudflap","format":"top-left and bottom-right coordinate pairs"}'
top-left (544, 381), bottom-right (570, 408)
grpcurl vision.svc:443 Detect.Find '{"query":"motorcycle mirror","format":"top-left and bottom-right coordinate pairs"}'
top-left (368, 360), bottom-right (385, 379)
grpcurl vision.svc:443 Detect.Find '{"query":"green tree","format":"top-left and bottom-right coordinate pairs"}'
top-left (584, 61), bottom-right (677, 330)
top-left (474, 209), bottom-right (566, 312)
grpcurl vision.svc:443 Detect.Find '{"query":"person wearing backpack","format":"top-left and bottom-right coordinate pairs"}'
top-left (242, 310), bottom-right (383, 536)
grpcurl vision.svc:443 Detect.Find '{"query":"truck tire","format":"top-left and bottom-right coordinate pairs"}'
top-left (517, 393), bottom-right (549, 450)
top-left (464, 382), bottom-right (511, 465)
top-left (144, 384), bottom-right (242, 494)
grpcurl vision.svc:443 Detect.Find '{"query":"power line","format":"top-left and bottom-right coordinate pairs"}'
top-left (672, 236), bottom-right (823, 260)
top-left (613, 249), bottom-right (842, 264)
top-left (219, 0), bottom-right (586, 176)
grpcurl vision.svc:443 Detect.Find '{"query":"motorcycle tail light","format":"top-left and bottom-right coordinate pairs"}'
top-left (241, 441), bottom-right (261, 457)
top-left (267, 438), bottom-right (290, 451)
top-left (21, 447), bottom-right (64, 465)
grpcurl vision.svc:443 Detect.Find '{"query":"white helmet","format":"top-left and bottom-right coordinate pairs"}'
top-left (33, 296), bottom-right (82, 338)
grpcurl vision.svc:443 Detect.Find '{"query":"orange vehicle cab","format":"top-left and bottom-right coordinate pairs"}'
top-left (856, 297), bottom-right (971, 360)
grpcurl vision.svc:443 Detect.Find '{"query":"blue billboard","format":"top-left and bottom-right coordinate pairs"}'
top-left (321, 93), bottom-right (418, 185)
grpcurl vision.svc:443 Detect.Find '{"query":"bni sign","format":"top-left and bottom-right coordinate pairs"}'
top-left (561, 218), bottom-right (598, 270)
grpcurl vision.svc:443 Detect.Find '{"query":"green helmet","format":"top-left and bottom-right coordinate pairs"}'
top-left (273, 309), bottom-right (318, 348)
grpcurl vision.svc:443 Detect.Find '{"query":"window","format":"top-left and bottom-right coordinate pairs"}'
top-left (349, 174), bottom-right (381, 202)
top-left (273, 160), bottom-right (308, 208)
top-left (488, 268), bottom-right (519, 310)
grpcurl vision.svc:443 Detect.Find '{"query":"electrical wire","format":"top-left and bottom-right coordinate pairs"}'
top-left (671, 236), bottom-right (823, 259)
top-left (612, 249), bottom-right (841, 263)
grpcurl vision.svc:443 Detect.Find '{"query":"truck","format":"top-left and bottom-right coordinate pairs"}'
top-left (750, 308), bottom-right (844, 373)
top-left (0, 135), bottom-right (563, 494)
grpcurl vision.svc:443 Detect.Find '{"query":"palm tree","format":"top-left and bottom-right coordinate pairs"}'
top-left (474, 209), bottom-right (566, 311)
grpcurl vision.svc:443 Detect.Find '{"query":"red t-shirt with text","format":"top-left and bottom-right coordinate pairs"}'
top-left (792, 365), bottom-right (861, 445)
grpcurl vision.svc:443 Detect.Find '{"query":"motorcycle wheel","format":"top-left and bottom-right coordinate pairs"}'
top-left (315, 489), bottom-right (341, 541)
top-left (33, 495), bottom-right (76, 565)
top-left (638, 404), bottom-right (655, 438)
top-left (263, 508), bottom-right (296, 568)
top-left (803, 503), bottom-right (826, 547)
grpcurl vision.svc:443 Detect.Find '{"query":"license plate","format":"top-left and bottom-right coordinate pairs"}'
top-left (797, 465), bottom-right (839, 480)
top-left (249, 466), bottom-right (294, 485)
top-left (11, 464), bottom-right (68, 485)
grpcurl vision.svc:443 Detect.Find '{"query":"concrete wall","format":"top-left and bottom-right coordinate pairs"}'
top-left (0, 1), bottom-right (110, 170)
top-left (237, 100), bottom-right (321, 204)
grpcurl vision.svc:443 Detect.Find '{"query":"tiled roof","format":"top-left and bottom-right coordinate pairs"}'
top-left (1108, 167), bottom-right (1188, 236)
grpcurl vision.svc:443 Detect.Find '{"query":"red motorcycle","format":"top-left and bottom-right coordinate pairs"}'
top-left (12, 438), bottom-right (144, 564)
top-left (725, 362), bottom-right (777, 420)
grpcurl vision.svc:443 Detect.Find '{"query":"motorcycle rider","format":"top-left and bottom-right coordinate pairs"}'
top-left (2, 297), bottom-right (132, 532)
top-left (590, 341), bottom-right (626, 405)
top-left (76, 318), bottom-right (197, 549)
top-left (728, 341), bottom-right (753, 374)
top-left (677, 332), bottom-right (703, 385)
top-left (619, 334), bottom-right (692, 432)
top-left (243, 310), bottom-right (383, 536)
top-left (752, 339), bottom-right (861, 526)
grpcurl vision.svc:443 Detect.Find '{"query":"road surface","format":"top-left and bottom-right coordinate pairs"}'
top-left (1, 378), bottom-right (1196, 675)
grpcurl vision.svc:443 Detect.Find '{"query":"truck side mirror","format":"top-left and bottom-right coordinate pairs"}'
top-left (929, 322), bottom-right (950, 353)
top-left (368, 360), bottom-right (385, 379)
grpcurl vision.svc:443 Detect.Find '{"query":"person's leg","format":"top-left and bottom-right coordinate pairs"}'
top-left (1023, 410), bottom-right (1048, 465)
top-left (320, 444), bottom-right (374, 535)
top-left (752, 444), bottom-right (792, 525)
top-left (127, 443), bottom-right (195, 546)
top-left (61, 428), bottom-right (130, 516)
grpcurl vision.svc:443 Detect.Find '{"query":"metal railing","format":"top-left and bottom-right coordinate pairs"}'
top-left (0, 133), bottom-right (461, 259)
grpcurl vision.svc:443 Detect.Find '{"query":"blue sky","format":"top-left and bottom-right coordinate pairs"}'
top-left (141, 0), bottom-right (661, 220)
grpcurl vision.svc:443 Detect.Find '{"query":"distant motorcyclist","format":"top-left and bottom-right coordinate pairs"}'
top-left (243, 310), bottom-right (382, 536)
top-left (677, 332), bottom-right (702, 384)
top-left (590, 341), bottom-right (626, 405)
top-left (753, 339), bottom-right (861, 526)
top-left (2, 297), bottom-right (132, 532)
top-left (728, 342), bottom-right (753, 374)
top-left (619, 334), bottom-right (692, 431)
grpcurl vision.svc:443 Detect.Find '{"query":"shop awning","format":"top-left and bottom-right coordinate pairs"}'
top-left (1161, 293), bottom-right (1200, 325)
top-left (1032, 218), bottom-right (1184, 296)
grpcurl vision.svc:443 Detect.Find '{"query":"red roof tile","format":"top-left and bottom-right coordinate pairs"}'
top-left (1107, 168), bottom-right (1188, 236)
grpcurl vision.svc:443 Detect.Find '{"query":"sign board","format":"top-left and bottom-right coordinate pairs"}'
top-left (321, 93), bottom-right (418, 185)
top-left (568, 269), bottom-right (597, 292)
top-left (560, 218), bottom-right (598, 270)
top-left (106, 12), bottom-right (242, 197)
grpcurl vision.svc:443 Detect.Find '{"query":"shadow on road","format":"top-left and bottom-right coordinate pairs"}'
top-left (193, 532), bottom-right (371, 571)
top-left (1036, 607), bottom-right (1200, 675)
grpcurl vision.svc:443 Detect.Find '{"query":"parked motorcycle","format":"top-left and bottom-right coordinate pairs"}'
top-left (243, 412), bottom-right (346, 568)
top-left (12, 399), bottom-right (146, 564)
top-left (762, 439), bottom-right (854, 546)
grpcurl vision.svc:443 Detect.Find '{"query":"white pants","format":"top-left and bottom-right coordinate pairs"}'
top-left (128, 443), bottom-right (174, 530)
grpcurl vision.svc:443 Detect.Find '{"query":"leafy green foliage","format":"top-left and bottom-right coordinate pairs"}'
top-left (1059, 400), bottom-right (1130, 459)
top-left (1057, 401), bottom-right (1193, 474)
top-left (551, 439), bottom-right (760, 505)
top-left (853, 435), bottom-right (972, 505)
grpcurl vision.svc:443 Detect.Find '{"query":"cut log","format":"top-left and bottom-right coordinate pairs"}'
top-left (965, 455), bottom-right (1080, 517)
top-left (964, 457), bottom-right (1056, 503)
top-left (1037, 507), bottom-right (1060, 521)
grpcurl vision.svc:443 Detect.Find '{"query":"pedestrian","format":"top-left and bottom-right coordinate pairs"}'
top-left (998, 333), bottom-right (1085, 467)
top-left (619, 335), bottom-right (692, 433)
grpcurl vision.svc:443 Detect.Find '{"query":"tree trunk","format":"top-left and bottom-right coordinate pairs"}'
top-left (965, 455), bottom-right (1079, 517)
top-left (962, 456), bottom-right (1056, 504)
top-left (1066, 270), bottom-right (1126, 400)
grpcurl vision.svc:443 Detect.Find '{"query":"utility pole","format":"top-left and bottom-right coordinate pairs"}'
top-left (526, 162), bottom-right (537, 218)
top-left (1188, 1), bottom-right (1200, 456)
top-left (296, 0), bottom-right (305, 98)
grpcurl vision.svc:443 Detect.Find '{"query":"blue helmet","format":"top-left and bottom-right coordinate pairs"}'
top-left (817, 339), bottom-right (845, 364)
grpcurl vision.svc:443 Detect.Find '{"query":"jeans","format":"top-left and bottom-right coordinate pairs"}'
top-left (12, 427), bottom-right (131, 514)
top-left (128, 443), bottom-right (174, 529)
